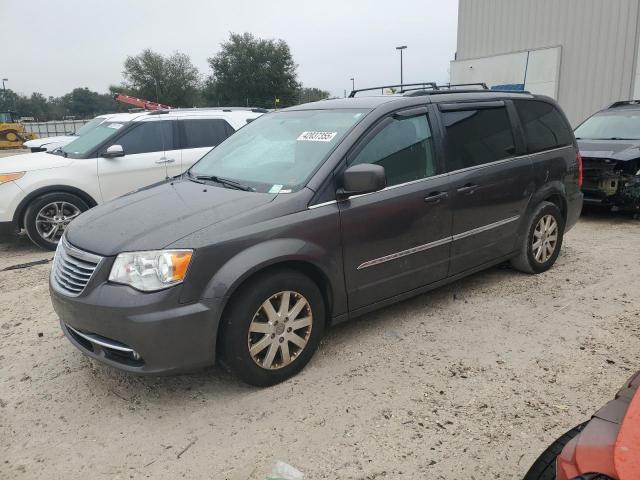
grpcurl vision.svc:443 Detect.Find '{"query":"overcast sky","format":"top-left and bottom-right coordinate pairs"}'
top-left (1, 0), bottom-right (458, 99)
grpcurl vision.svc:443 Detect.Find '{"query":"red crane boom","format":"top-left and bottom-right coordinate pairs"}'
top-left (113, 94), bottom-right (173, 111)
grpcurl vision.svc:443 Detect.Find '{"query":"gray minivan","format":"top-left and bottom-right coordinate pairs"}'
top-left (49, 84), bottom-right (583, 386)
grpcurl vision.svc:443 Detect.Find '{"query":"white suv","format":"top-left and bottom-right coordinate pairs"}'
top-left (0, 108), bottom-right (265, 249)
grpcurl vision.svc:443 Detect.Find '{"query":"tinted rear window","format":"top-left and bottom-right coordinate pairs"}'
top-left (442, 107), bottom-right (515, 171)
top-left (181, 119), bottom-right (234, 149)
top-left (514, 100), bottom-right (573, 153)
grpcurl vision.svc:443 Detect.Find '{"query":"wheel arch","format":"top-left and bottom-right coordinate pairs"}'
top-left (201, 238), bottom-right (343, 341)
top-left (13, 185), bottom-right (98, 229)
top-left (518, 181), bottom-right (567, 237)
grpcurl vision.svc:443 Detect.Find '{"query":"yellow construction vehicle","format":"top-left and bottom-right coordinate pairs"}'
top-left (0, 111), bottom-right (38, 149)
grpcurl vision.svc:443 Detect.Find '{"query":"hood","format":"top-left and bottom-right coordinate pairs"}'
top-left (65, 178), bottom-right (277, 256)
top-left (0, 151), bottom-right (73, 173)
top-left (23, 135), bottom-right (75, 149)
top-left (578, 139), bottom-right (640, 161)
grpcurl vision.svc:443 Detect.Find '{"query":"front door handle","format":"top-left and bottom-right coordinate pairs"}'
top-left (424, 191), bottom-right (448, 204)
top-left (155, 158), bottom-right (175, 164)
top-left (457, 183), bottom-right (478, 195)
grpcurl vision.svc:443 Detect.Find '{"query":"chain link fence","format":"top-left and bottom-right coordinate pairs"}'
top-left (23, 119), bottom-right (90, 139)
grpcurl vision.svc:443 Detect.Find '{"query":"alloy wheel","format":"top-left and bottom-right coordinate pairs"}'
top-left (248, 290), bottom-right (313, 370)
top-left (35, 201), bottom-right (81, 243)
top-left (532, 214), bottom-right (558, 263)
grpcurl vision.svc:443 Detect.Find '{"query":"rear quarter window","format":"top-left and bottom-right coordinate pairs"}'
top-left (180, 119), bottom-right (234, 149)
top-left (514, 100), bottom-right (573, 153)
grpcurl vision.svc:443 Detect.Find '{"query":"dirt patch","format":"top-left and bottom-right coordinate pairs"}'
top-left (1, 212), bottom-right (639, 479)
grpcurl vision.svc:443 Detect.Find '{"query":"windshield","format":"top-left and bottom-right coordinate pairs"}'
top-left (575, 110), bottom-right (640, 140)
top-left (58, 121), bottom-right (127, 158)
top-left (74, 117), bottom-right (106, 136)
top-left (189, 109), bottom-right (368, 193)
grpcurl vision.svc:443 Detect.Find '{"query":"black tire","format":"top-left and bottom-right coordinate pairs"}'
top-left (24, 192), bottom-right (89, 250)
top-left (511, 201), bottom-right (565, 274)
top-left (218, 268), bottom-right (326, 387)
top-left (523, 423), bottom-right (587, 480)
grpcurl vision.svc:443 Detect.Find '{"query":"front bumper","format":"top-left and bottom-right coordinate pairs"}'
top-left (0, 180), bottom-right (25, 224)
top-left (50, 279), bottom-right (223, 375)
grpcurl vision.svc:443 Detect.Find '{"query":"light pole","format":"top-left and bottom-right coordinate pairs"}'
top-left (350, 77), bottom-right (355, 92)
top-left (395, 46), bottom-right (407, 87)
top-left (1, 79), bottom-right (7, 111)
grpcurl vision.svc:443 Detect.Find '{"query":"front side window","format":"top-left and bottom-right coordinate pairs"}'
top-left (515, 100), bottom-right (573, 152)
top-left (574, 109), bottom-right (640, 141)
top-left (443, 107), bottom-right (515, 171)
top-left (113, 120), bottom-right (173, 156)
top-left (180, 119), bottom-right (234, 149)
top-left (190, 109), bottom-right (367, 193)
top-left (59, 121), bottom-right (129, 158)
top-left (350, 114), bottom-right (437, 186)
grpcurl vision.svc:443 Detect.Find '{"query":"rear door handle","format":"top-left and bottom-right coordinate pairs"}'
top-left (424, 191), bottom-right (448, 204)
top-left (457, 183), bottom-right (478, 195)
top-left (155, 158), bottom-right (175, 164)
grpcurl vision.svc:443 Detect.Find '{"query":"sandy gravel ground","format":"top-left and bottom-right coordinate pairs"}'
top-left (1, 211), bottom-right (639, 480)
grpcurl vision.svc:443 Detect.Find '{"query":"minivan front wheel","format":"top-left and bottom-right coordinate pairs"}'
top-left (511, 201), bottom-right (564, 274)
top-left (218, 268), bottom-right (325, 386)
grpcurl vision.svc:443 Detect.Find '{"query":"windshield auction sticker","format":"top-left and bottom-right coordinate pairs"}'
top-left (297, 131), bottom-right (337, 142)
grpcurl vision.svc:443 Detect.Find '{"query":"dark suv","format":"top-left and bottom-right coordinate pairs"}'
top-left (49, 84), bottom-right (583, 386)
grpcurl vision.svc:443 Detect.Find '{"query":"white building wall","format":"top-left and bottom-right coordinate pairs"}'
top-left (454, 0), bottom-right (640, 126)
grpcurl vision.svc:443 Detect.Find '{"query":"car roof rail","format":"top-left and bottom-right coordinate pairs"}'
top-left (609, 100), bottom-right (640, 108)
top-left (349, 82), bottom-right (438, 97)
top-left (434, 83), bottom-right (489, 90)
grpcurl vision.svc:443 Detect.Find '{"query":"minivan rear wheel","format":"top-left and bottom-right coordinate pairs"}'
top-left (218, 268), bottom-right (325, 387)
top-left (510, 201), bottom-right (564, 274)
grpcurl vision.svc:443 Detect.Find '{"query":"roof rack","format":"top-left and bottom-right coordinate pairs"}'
top-left (349, 82), bottom-right (437, 97)
top-left (348, 82), bottom-right (492, 97)
top-left (609, 100), bottom-right (640, 108)
top-left (434, 82), bottom-right (488, 90)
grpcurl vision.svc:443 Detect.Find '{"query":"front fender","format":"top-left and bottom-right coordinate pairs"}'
top-left (200, 237), bottom-right (346, 316)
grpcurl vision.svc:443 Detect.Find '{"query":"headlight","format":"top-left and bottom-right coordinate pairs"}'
top-left (109, 250), bottom-right (193, 291)
top-left (0, 172), bottom-right (25, 184)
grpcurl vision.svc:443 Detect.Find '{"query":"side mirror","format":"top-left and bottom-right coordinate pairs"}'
top-left (103, 144), bottom-right (124, 158)
top-left (339, 163), bottom-right (386, 197)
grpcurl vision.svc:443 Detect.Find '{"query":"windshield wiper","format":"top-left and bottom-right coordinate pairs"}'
top-left (192, 173), bottom-right (255, 192)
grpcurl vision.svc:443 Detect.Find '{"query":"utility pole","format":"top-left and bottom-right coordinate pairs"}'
top-left (350, 77), bottom-right (355, 92)
top-left (1, 78), bottom-right (7, 105)
top-left (395, 46), bottom-right (407, 87)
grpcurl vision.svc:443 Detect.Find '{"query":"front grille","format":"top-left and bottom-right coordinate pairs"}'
top-left (52, 237), bottom-right (102, 296)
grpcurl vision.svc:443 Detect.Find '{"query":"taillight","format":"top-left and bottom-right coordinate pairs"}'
top-left (576, 151), bottom-right (583, 188)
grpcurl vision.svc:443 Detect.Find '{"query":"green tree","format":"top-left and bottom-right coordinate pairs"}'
top-left (121, 49), bottom-right (201, 107)
top-left (298, 87), bottom-right (331, 104)
top-left (205, 32), bottom-right (301, 108)
top-left (61, 88), bottom-right (117, 118)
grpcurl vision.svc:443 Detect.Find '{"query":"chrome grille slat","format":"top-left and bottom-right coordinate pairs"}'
top-left (54, 272), bottom-right (86, 288)
top-left (59, 264), bottom-right (92, 280)
top-left (51, 237), bottom-right (103, 297)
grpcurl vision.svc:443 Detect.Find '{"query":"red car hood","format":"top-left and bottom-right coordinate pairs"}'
top-left (557, 372), bottom-right (640, 480)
